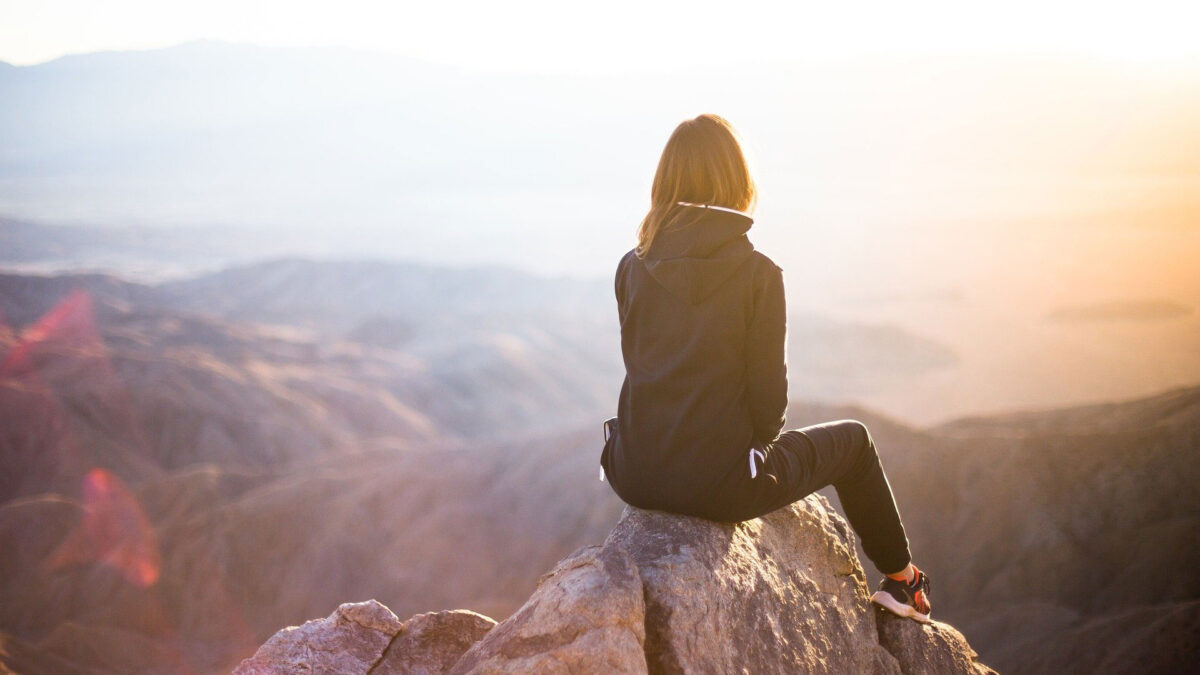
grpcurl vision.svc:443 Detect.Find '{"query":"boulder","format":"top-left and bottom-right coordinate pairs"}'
top-left (877, 613), bottom-right (995, 675)
top-left (243, 495), bottom-right (995, 674)
top-left (375, 610), bottom-right (499, 675)
top-left (235, 601), bottom-right (495, 674)
top-left (449, 543), bottom-right (647, 673)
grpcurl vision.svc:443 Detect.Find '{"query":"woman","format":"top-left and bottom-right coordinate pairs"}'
top-left (599, 114), bottom-right (931, 623)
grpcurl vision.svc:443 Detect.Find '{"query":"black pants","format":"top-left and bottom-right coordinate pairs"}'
top-left (722, 419), bottom-right (912, 575)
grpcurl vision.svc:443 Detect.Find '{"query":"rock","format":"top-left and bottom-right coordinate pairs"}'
top-left (607, 497), bottom-right (895, 674)
top-left (235, 601), bottom-right (403, 674)
top-left (234, 601), bottom-right (495, 675)
top-left (244, 495), bottom-right (994, 674)
top-left (449, 544), bottom-right (647, 673)
top-left (877, 613), bottom-right (997, 675)
top-left (376, 611), bottom-right (498, 675)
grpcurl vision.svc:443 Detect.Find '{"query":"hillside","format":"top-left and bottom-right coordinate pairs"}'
top-left (0, 266), bottom-right (1197, 673)
top-left (915, 387), bottom-right (1200, 673)
top-left (785, 389), bottom-right (1200, 674)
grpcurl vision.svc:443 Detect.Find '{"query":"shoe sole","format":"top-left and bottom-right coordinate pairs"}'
top-left (870, 591), bottom-right (931, 624)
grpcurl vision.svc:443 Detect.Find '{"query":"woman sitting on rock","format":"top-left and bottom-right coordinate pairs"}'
top-left (599, 113), bottom-right (931, 623)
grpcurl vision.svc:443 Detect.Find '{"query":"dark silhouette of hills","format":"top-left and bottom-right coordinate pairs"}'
top-left (877, 388), bottom-right (1199, 673)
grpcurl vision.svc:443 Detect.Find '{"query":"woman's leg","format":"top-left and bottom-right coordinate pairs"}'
top-left (763, 419), bottom-right (912, 575)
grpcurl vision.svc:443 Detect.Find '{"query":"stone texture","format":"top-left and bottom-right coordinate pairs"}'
top-left (235, 600), bottom-right (403, 674)
top-left (235, 601), bottom-right (497, 675)
top-left (449, 544), bottom-right (647, 674)
top-left (610, 496), bottom-right (897, 674)
top-left (877, 612), bottom-right (998, 675)
top-left (375, 610), bottom-right (496, 675)
top-left (243, 495), bottom-right (994, 674)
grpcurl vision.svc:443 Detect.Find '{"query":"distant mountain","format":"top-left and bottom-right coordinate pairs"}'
top-left (2, 265), bottom-right (1196, 672)
top-left (0, 217), bottom-right (296, 275)
top-left (0, 280), bottom-right (433, 502)
top-left (0, 259), bottom-right (958, 426)
top-left (158, 257), bottom-right (612, 333)
top-left (751, 392), bottom-right (1200, 674)
top-left (786, 313), bottom-right (957, 400)
top-left (895, 387), bottom-right (1200, 674)
top-left (0, 265), bottom-right (624, 499)
top-left (1, 264), bottom-right (629, 671)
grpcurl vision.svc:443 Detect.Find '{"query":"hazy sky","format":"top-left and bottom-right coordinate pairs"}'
top-left (3, 0), bottom-right (1200, 70)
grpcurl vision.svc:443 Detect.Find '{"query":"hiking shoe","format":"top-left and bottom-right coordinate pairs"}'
top-left (870, 567), bottom-right (932, 623)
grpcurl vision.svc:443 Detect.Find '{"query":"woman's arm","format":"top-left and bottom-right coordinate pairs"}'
top-left (615, 250), bottom-right (634, 324)
top-left (746, 262), bottom-right (788, 447)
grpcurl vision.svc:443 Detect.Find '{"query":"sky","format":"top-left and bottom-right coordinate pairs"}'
top-left (3, 0), bottom-right (1200, 71)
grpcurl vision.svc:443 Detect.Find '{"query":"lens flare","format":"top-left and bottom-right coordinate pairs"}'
top-left (45, 468), bottom-right (162, 587)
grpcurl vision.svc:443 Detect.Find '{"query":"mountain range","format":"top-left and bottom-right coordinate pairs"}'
top-left (1, 262), bottom-right (1197, 673)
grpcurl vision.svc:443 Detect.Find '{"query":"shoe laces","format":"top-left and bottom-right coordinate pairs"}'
top-left (909, 568), bottom-right (931, 596)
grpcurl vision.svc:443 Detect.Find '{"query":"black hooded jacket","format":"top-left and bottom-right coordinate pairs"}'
top-left (602, 204), bottom-right (788, 520)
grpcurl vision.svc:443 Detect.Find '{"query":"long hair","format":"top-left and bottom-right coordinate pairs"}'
top-left (636, 114), bottom-right (757, 257)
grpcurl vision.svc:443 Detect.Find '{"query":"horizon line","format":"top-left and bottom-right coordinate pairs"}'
top-left (6, 38), bottom-right (1200, 74)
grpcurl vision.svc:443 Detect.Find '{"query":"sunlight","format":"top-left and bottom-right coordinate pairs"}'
top-left (2, 0), bottom-right (1199, 69)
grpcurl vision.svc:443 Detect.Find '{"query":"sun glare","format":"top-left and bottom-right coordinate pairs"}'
top-left (1, 0), bottom-right (1199, 69)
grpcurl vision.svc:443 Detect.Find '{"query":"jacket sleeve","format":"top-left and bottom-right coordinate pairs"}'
top-left (745, 262), bottom-right (788, 447)
top-left (614, 251), bottom-right (631, 324)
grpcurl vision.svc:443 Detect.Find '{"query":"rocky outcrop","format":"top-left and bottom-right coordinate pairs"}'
top-left (234, 602), bottom-right (495, 675)
top-left (449, 542), bottom-right (647, 673)
top-left (241, 495), bottom-right (994, 674)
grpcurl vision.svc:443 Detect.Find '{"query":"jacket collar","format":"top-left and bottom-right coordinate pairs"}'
top-left (642, 203), bottom-right (754, 261)
top-left (640, 204), bottom-right (756, 305)
top-left (675, 201), bottom-right (752, 216)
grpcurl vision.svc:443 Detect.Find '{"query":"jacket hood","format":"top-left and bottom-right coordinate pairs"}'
top-left (641, 205), bottom-right (755, 305)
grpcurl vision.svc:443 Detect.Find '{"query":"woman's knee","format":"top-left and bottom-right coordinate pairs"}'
top-left (837, 419), bottom-right (879, 474)
top-left (834, 419), bottom-right (873, 450)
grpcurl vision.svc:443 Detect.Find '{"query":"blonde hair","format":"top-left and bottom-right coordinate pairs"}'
top-left (636, 114), bottom-right (757, 257)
